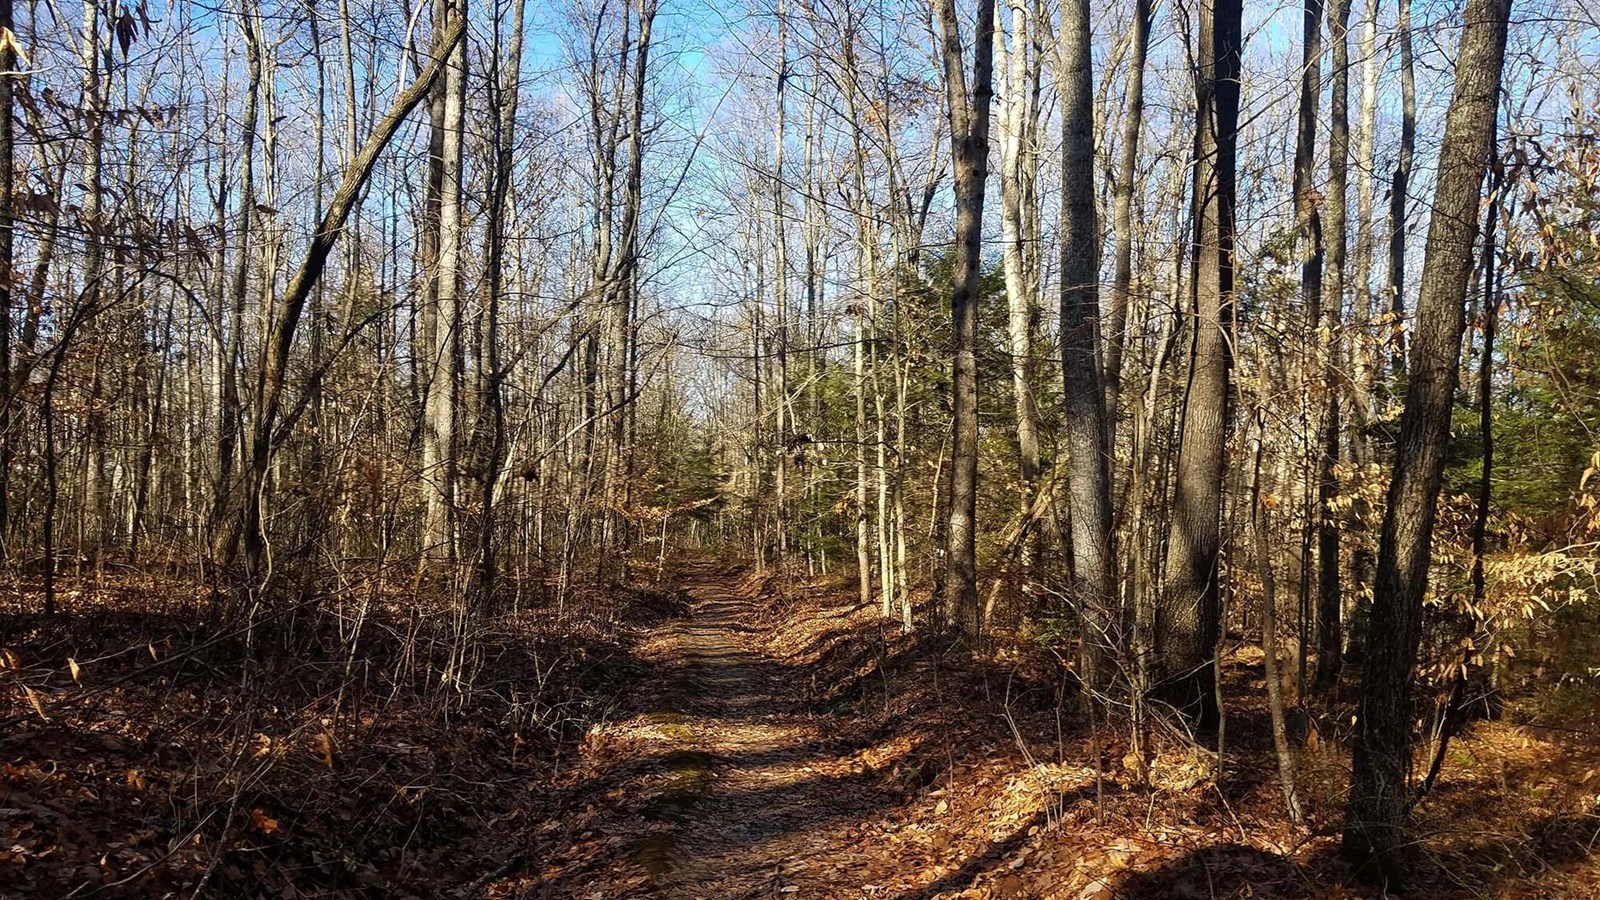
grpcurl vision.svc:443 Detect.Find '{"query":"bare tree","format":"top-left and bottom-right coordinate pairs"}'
top-left (1058, 0), bottom-right (1116, 693)
top-left (1343, 0), bottom-right (1511, 877)
top-left (932, 0), bottom-right (996, 638)
top-left (1156, 0), bottom-right (1242, 720)
top-left (1314, 0), bottom-right (1353, 693)
top-left (1104, 0), bottom-right (1153, 439)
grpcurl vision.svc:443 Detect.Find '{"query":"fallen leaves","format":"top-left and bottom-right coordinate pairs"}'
top-left (248, 808), bottom-right (280, 835)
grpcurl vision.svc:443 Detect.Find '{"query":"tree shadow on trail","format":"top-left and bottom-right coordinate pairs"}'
top-left (1115, 844), bottom-right (1329, 899)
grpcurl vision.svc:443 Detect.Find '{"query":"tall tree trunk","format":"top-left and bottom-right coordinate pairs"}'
top-left (474, 0), bottom-right (526, 608)
top-left (78, 0), bottom-right (108, 554)
top-left (1158, 0), bottom-right (1240, 721)
top-left (933, 0), bottom-right (996, 639)
top-left (212, 3), bottom-right (262, 567)
top-left (854, 294), bottom-right (873, 611)
top-left (1351, 0), bottom-right (1379, 420)
top-left (1250, 405), bottom-right (1302, 823)
top-left (1105, 0), bottom-right (1151, 451)
top-left (1292, 0), bottom-right (1324, 706)
top-left (1314, 0), bottom-right (1352, 693)
top-left (608, 0), bottom-right (656, 561)
top-left (997, 0), bottom-right (1042, 558)
top-left (1385, 0), bottom-right (1416, 375)
top-left (422, 0), bottom-right (467, 562)
top-left (1058, 0), bottom-right (1116, 695)
top-left (0, 0), bottom-right (14, 558)
top-left (771, 0), bottom-right (790, 566)
top-left (1342, 0), bottom-right (1510, 877)
top-left (1346, 0), bottom-right (1381, 657)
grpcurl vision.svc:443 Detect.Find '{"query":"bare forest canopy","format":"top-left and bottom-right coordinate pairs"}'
top-left (3, 0), bottom-right (1600, 895)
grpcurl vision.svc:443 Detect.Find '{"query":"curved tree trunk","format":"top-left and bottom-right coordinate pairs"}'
top-left (1343, 0), bottom-right (1510, 878)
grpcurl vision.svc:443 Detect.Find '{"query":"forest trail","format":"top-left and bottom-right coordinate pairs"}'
top-left (603, 561), bottom-right (897, 897)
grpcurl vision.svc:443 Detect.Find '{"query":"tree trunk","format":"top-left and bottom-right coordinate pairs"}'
top-left (0, 0), bottom-right (14, 558)
top-left (1385, 0), bottom-right (1416, 375)
top-left (1058, 0), bottom-right (1116, 695)
top-left (474, 0), bottom-right (526, 608)
top-left (1342, 0), bottom-right (1510, 877)
top-left (212, 3), bottom-right (261, 567)
top-left (1314, 0), bottom-right (1352, 694)
top-left (933, 0), bottom-right (996, 640)
top-left (1157, 0), bottom-right (1241, 722)
top-left (1250, 405), bottom-right (1302, 823)
top-left (998, 0), bottom-right (1042, 560)
top-left (422, 0), bottom-right (467, 563)
top-left (1105, 0), bottom-right (1152, 448)
top-left (1291, 0), bottom-right (1324, 706)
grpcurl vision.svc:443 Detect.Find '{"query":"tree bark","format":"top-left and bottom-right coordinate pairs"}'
top-left (1104, 0), bottom-right (1152, 447)
top-left (1314, 0), bottom-right (1352, 694)
top-left (1292, 0), bottom-right (1324, 706)
top-left (421, 0), bottom-right (467, 563)
top-left (1386, 0), bottom-right (1416, 375)
top-left (0, 0), bottom-right (14, 557)
top-left (1157, 0), bottom-right (1241, 722)
top-left (473, 0), bottom-right (526, 608)
top-left (1250, 405), bottom-right (1302, 823)
top-left (1058, 0), bottom-right (1116, 695)
top-left (933, 0), bottom-right (996, 639)
top-left (1342, 0), bottom-right (1510, 877)
top-left (997, 0), bottom-right (1042, 559)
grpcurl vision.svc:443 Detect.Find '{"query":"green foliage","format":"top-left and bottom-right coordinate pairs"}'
top-left (1445, 276), bottom-right (1600, 533)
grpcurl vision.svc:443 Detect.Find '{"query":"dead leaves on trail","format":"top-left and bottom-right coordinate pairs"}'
top-left (9, 567), bottom-right (1599, 898)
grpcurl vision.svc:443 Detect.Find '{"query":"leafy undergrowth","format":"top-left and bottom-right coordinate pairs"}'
top-left (0, 569), bottom-right (687, 898)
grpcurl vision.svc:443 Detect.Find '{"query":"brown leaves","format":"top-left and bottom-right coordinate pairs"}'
top-left (22, 685), bottom-right (49, 721)
top-left (247, 808), bottom-right (279, 835)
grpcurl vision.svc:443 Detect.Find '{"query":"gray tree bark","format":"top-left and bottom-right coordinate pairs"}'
top-left (933, 0), bottom-right (996, 639)
top-left (1157, 0), bottom-right (1241, 721)
top-left (1058, 0), bottom-right (1116, 694)
top-left (1343, 0), bottom-right (1510, 877)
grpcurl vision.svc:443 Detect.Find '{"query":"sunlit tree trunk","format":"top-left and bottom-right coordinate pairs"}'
top-left (933, 0), bottom-right (995, 639)
top-left (422, 0), bottom-right (466, 563)
top-left (1058, 0), bottom-right (1116, 694)
top-left (1157, 0), bottom-right (1240, 721)
top-left (0, 0), bottom-right (14, 558)
top-left (1344, 0), bottom-right (1510, 876)
top-left (1105, 0), bottom-right (1152, 450)
top-left (997, 0), bottom-right (1042, 561)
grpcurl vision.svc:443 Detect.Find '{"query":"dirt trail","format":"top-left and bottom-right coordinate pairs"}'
top-left (609, 562), bottom-right (895, 897)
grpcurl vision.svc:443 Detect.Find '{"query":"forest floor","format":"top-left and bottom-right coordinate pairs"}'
top-left (4, 561), bottom-right (1600, 898)
top-left (500, 562), bottom-right (1600, 899)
